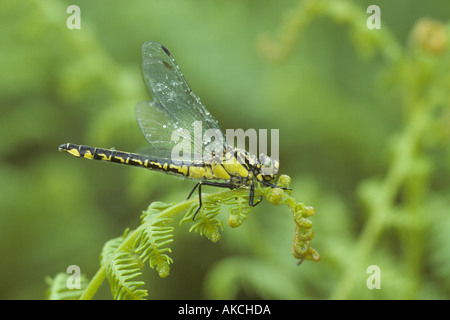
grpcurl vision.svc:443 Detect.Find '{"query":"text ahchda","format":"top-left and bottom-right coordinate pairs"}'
top-left (178, 304), bottom-right (271, 317)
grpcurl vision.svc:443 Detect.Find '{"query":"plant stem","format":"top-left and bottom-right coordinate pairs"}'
top-left (79, 265), bottom-right (106, 300)
top-left (331, 103), bottom-right (431, 299)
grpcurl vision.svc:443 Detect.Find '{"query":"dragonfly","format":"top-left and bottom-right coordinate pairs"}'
top-left (59, 41), bottom-right (286, 218)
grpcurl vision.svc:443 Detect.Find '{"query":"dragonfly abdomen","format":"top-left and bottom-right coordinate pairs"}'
top-left (59, 143), bottom-right (144, 165)
top-left (58, 143), bottom-right (181, 173)
top-left (59, 143), bottom-right (228, 182)
top-left (59, 143), bottom-right (253, 185)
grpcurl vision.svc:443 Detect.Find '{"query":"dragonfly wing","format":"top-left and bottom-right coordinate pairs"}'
top-left (135, 100), bottom-right (181, 159)
top-left (137, 41), bottom-right (226, 160)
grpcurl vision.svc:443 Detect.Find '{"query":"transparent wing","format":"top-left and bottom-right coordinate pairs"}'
top-left (136, 42), bottom-right (225, 160)
top-left (135, 100), bottom-right (182, 159)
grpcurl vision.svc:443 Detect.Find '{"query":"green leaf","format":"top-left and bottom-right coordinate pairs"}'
top-left (106, 251), bottom-right (148, 300)
top-left (135, 215), bottom-right (174, 278)
top-left (46, 272), bottom-right (89, 300)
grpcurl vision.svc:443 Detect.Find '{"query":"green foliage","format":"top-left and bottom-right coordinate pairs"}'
top-left (137, 203), bottom-right (174, 276)
top-left (46, 272), bottom-right (89, 300)
top-left (58, 177), bottom-right (317, 300)
top-left (180, 200), bottom-right (224, 243)
top-left (106, 251), bottom-right (148, 300)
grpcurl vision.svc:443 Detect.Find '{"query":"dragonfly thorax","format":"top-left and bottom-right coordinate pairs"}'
top-left (216, 148), bottom-right (278, 186)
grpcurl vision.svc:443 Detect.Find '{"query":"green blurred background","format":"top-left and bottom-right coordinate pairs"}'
top-left (1, 0), bottom-right (450, 299)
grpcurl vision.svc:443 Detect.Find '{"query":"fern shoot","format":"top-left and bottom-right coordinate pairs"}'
top-left (47, 175), bottom-right (319, 300)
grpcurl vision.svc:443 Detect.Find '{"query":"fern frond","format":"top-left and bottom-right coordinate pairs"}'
top-left (70, 176), bottom-right (318, 300)
top-left (46, 272), bottom-right (89, 300)
top-left (221, 193), bottom-right (252, 228)
top-left (140, 201), bottom-right (175, 222)
top-left (106, 251), bottom-right (147, 300)
top-left (259, 175), bottom-right (320, 263)
top-left (135, 214), bottom-right (174, 278)
top-left (100, 229), bottom-right (130, 267)
top-left (181, 201), bottom-right (223, 243)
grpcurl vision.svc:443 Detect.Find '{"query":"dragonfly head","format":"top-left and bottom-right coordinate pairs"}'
top-left (258, 153), bottom-right (279, 182)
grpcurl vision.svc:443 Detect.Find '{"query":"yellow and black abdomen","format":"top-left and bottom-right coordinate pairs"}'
top-left (58, 143), bottom-right (191, 177)
top-left (58, 143), bottom-right (238, 184)
top-left (59, 143), bottom-right (149, 166)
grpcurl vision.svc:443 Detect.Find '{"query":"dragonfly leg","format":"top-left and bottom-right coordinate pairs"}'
top-left (260, 180), bottom-right (292, 190)
top-left (187, 181), bottom-right (237, 221)
top-left (187, 182), bottom-right (201, 200)
top-left (248, 182), bottom-right (263, 207)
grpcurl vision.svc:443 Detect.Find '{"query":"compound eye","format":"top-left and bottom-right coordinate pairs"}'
top-left (273, 160), bottom-right (279, 170)
top-left (259, 153), bottom-right (266, 163)
top-left (264, 157), bottom-right (272, 168)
